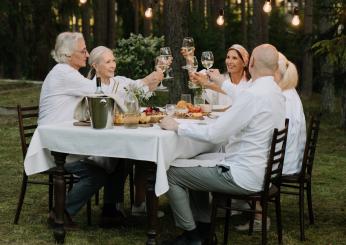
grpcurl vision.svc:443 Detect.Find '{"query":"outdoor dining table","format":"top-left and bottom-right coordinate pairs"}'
top-left (24, 119), bottom-right (218, 244)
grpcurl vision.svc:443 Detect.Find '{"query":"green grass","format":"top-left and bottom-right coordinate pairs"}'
top-left (0, 80), bottom-right (346, 244)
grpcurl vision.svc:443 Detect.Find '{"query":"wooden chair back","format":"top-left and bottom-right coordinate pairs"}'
top-left (262, 119), bottom-right (289, 196)
top-left (17, 105), bottom-right (39, 158)
top-left (299, 114), bottom-right (321, 180)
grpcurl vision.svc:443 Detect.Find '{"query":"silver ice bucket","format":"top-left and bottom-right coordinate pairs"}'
top-left (87, 96), bottom-right (114, 129)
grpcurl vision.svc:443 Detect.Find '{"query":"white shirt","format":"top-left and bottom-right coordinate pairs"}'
top-left (38, 64), bottom-right (95, 125)
top-left (177, 76), bottom-right (286, 192)
top-left (93, 76), bottom-right (149, 111)
top-left (282, 89), bottom-right (306, 175)
top-left (203, 74), bottom-right (250, 106)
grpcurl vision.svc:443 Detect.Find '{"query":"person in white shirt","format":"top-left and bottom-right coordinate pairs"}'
top-left (159, 44), bottom-right (286, 244)
top-left (275, 52), bottom-right (306, 175)
top-left (87, 46), bottom-right (165, 218)
top-left (183, 44), bottom-right (251, 107)
top-left (39, 32), bottom-right (127, 228)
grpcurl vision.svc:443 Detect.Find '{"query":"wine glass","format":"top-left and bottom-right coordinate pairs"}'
top-left (155, 55), bottom-right (169, 91)
top-left (160, 47), bottom-right (173, 79)
top-left (165, 104), bottom-right (176, 117)
top-left (201, 51), bottom-right (214, 71)
top-left (182, 37), bottom-right (195, 53)
top-left (185, 56), bottom-right (200, 89)
top-left (181, 37), bottom-right (195, 69)
top-left (180, 94), bottom-right (192, 103)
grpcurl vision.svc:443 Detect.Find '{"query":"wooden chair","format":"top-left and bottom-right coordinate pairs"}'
top-left (208, 119), bottom-right (289, 245)
top-left (13, 105), bottom-right (93, 225)
top-left (281, 114), bottom-right (321, 241)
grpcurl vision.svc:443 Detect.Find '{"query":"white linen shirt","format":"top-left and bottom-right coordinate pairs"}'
top-left (203, 74), bottom-right (250, 106)
top-left (282, 89), bottom-right (306, 175)
top-left (38, 63), bottom-right (95, 125)
top-left (177, 76), bottom-right (286, 192)
top-left (97, 75), bottom-right (149, 101)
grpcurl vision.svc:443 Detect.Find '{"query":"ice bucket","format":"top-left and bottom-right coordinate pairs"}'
top-left (87, 96), bottom-right (114, 129)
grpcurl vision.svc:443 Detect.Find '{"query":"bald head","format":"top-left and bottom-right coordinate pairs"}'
top-left (249, 44), bottom-right (279, 80)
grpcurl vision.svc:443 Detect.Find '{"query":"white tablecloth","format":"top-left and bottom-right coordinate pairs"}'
top-left (24, 121), bottom-right (218, 196)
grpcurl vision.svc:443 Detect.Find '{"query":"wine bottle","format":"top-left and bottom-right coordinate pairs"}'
top-left (95, 77), bottom-right (104, 94)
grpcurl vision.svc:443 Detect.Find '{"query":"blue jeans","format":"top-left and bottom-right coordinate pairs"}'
top-left (64, 158), bottom-right (127, 216)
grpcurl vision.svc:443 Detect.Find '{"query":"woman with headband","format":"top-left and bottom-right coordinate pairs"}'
top-left (186, 44), bottom-right (251, 107)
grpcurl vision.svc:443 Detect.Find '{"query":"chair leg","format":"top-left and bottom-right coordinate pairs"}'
top-left (129, 162), bottom-right (134, 208)
top-left (249, 200), bottom-right (256, 235)
top-left (299, 184), bottom-right (305, 241)
top-left (208, 196), bottom-right (219, 245)
top-left (306, 180), bottom-right (314, 225)
top-left (48, 174), bottom-right (54, 211)
top-left (223, 198), bottom-right (232, 245)
top-left (275, 195), bottom-right (283, 244)
top-left (14, 172), bottom-right (29, 224)
top-left (87, 199), bottom-right (91, 225)
top-left (261, 201), bottom-right (268, 245)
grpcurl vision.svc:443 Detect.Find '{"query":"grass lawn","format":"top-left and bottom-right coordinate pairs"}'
top-left (0, 80), bottom-right (345, 244)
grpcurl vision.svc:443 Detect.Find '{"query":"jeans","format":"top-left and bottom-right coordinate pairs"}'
top-left (64, 158), bottom-right (128, 216)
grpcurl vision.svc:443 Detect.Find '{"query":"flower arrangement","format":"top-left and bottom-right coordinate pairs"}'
top-left (124, 83), bottom-right (154, 106)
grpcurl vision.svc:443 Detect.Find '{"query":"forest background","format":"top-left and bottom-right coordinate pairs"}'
top-left (0, 0), bottom-right (345, 128)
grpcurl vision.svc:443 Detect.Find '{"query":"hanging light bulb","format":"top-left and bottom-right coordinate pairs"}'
top-left (144, 7), bottom-right (153, 18)
top-left (145, 0), bottom-right (153, 19)
top-left (291, 7), bottom-right (300, 26)
top-left (216, 8), bottom-right (224, 26)
top-left (79, 0), bottom-right (87, 4)
top-left (263, 0), bottom-right (272, 13)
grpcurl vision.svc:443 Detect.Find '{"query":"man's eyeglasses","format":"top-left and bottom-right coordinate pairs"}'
top-left (76, 49), bottom-right (88, 55)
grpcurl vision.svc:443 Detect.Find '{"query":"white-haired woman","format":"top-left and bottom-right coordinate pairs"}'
top-left (87, 46), bottom-right (163, 104)
top-left (87, 46), bottom-right (164, 218)
top-left (40, 32), bottom-right (127, 228)
top-left (275, 52), bottom-right (306, 175)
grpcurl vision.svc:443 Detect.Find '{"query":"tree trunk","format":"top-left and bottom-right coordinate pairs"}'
top-left (81, 2), bottom-right (91, 49)
top-left (32, 0), bottom-right (53, 80)
top-left (133, 0), bottom-right (139, 34)
top-left (241, 0), bottom-right (248, 48)
top-left (301, 0), bottom-right (313, 97)
top-left (252, 0), bottom-right (268, 46)
top-left (320, 61), bottom-right (335, 113)
top-left (107, 0), bottom-right (116, 48)
top-left (319, 0), bottom-right (335, 114)
top-left (341, 86), bottom-right (346, 130)
top-left (163, 0), bottom-right (189, 103)
top-left (94, 0), bottom-right (108, 46)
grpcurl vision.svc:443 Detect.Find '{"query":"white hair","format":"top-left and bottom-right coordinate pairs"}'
top-left (51, 32), bottom-right (84, 63)
top-left (87, 46), bottom-right (114, 79)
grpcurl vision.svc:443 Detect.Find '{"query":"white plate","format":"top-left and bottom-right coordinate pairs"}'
top-left (175, 119), bottom-right (205, 124)
top-left (212, 105), bottom-right (230, 111)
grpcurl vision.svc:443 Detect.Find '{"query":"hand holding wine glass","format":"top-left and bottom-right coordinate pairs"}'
top-left (155, 55), bottom-right (169, 91)
top-left (186, 56), bottom-right (200, 89)
top-left (160, 47), bottom-right (173, 79)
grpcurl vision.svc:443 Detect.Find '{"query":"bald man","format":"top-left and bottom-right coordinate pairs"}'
top-left (159, 44), bottom-right (286, 244)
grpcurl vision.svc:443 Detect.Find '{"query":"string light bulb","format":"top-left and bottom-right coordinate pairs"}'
top-left (291, 7), bottom-right (300, 26)
top-left (144, 7), bottom-right (153, 18)
top-left (263, 0), bottom-right (272, 13)
top-left (216, 8), bottom-right (224, 26)
top-left (144, 0), bottom-right (153, 19)
top-left (79, 0), bottom-right (87, 4)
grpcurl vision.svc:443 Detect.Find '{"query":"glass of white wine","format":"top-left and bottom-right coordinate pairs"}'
top-left (181, 37), bottom-right (195, 69)
top-left (155, 55), bottom-right (169, 91)
top-left (186, 56), bottom-right (200, 89)
top-left (160, 47), bottom-right (173, 79)
top-left (201, 51), bottom-right (214, 71)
